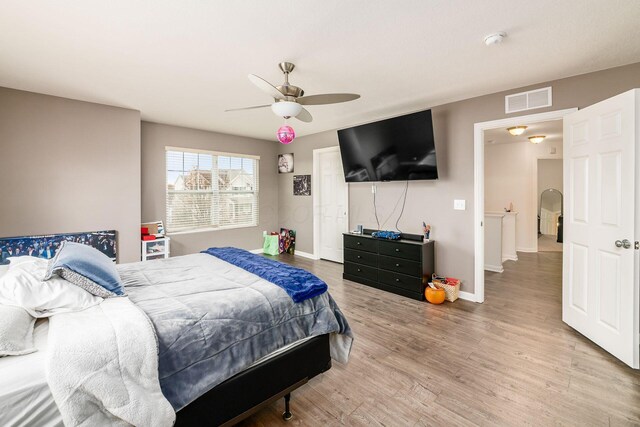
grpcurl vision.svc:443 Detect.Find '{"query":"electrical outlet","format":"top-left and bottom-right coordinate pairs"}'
top-left (454, 199), bottom-right (466, 210)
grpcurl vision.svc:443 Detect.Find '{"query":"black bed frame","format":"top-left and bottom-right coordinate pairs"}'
top-left (175, 334), bottom-right (332, 426)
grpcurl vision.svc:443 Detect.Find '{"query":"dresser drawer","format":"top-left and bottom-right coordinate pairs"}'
top-left (378, 240), bottom-right (421, 261)
top-left (344, 235), bottom-right (378, 254)
top-left (378, 255), bottom-right (421, 277)
top-left (344, 262), bottom-right (378, 282)
top-left (344, 249), bottom-right (378, 267)
top-left (378, 270), bottom-right (423, 293)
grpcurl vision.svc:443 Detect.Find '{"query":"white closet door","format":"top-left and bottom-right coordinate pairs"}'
top-left (318, 148), bottom-right (348, 263)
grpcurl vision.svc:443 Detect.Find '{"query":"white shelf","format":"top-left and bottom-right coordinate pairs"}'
top-left (141, 237), bottom-right (170, 261)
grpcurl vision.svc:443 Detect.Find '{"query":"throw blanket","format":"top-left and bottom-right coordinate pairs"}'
top-left (120, 253), bottom-right (353, 411)
top-left (46, 298), bottom-right (175, 427)
top-left (202, 247), bottom-right (328, 302)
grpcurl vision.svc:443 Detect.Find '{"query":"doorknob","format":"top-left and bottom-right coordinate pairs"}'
top-left (615, 239), bottom-right (632, 249)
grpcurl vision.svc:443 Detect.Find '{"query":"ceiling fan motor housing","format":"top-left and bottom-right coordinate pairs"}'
top-left (276, 85), bottom-right (304, 98)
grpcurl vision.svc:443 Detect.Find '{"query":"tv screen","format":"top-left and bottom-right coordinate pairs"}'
top-left (337, 110), bottom-right (438, 182)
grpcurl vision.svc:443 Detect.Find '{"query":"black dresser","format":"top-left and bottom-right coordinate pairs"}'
top-left (343, 231), bottom-right (435, 301)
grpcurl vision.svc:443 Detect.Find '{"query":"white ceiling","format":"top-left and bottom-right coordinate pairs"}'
top-left (1, 0), bottom-right (639, 141)
top-left (484, 120), bottom-right (563, 145)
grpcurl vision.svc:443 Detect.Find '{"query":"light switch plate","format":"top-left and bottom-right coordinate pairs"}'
top-left (454, 199), bottom-right (466, 210)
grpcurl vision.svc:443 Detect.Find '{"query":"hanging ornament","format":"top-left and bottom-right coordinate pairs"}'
top-left (277, 125), bottom-right (295, 144)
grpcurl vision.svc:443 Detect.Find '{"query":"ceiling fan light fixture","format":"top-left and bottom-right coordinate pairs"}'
top-left (271, 101), bottom-right (302, 118)
top-left (507, 126), bottom-right (528, 136)
top-left (529, 135), bottom-right (546, 144)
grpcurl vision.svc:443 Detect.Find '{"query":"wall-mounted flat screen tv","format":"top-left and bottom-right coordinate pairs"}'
top-left (337, 109), bottom-right (438, 182)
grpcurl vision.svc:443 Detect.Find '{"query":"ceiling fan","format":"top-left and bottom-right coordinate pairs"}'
top-left (225, 62), bottom-right (361, 123)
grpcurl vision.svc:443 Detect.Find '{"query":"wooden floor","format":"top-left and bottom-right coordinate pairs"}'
top-left (537, 234), bottom-right (563, 252)
top-left (238, 252), bottom-right (640, 426)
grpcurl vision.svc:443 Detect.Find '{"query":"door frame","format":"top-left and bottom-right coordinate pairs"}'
top-left (473, 108), bottom-right (577, 303)
top-left (312, 146), bottom-right (350, 261)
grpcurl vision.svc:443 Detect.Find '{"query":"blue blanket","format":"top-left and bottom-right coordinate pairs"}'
top-left (202, 247), bottom-right (328, 303)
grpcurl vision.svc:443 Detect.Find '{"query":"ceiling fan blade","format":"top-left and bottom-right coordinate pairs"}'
top-left (225, 104), bottom-right (271, 112)
top-left (296, 93), bottom-right (360, 105)
top-left (248, 74), bottom-right (286, 100)
top-left (295, 107), bottom-right (313, 123)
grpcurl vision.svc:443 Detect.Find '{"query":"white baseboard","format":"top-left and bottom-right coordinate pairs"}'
top-left (502, 255), bottom-right (518, 262)
top-left (293, 250), bottom-right (318, 260)
top-left (516, 247), bottom-right (537, 253)
top-left (484, 264), bottom-right (504, 273)
top-left (248, 248), bottom-right (319, 260)
top-left (458, 291), bottom-right (476, 302)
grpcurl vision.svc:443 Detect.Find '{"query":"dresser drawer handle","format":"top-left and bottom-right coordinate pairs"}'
top-left (357, 268), bottom-right (361, 272)
top-left (395, 248), bottom-right (400, 252)
top-left (395, 263), bottom-right (400, 267)
top-left (395, 278), bottom-right (400, 282)
top-left (357, 242), bottom-right (361, 245)
top-left (357, 255), bottom-right (361, 259)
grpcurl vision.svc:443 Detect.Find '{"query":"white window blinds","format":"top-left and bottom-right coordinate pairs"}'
top-left (166, 148), bottom-right (259, 233)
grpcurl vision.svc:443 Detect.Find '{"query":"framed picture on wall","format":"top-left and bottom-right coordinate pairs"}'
top-left (293, 175), bottom-right (311, 196)
top-left (278, 153), bottom-right (294, 173)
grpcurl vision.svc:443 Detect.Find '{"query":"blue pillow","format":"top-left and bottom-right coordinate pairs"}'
top-left (44, 241), bottom-right (125, 297)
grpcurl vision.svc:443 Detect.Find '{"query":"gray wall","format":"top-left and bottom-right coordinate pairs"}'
top-left (0, 87), bottom-right (141, 262)
top-left (141, 122), bottom-right (279, 256)
top-left (538, 159), bottom-right (564, 212)
top-left (278, 62), bottom-right (640, 293)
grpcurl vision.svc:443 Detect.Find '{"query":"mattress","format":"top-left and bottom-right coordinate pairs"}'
top-left (0, 319), bottom-right (63, 427)
top-left (0, 318), bottom-right (311, 426)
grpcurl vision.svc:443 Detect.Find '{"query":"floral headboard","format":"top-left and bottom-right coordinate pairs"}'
top-left (0, 230), bottom-right (117, 265)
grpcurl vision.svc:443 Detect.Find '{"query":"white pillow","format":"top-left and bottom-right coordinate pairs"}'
top-left (0, 258), bottom-right (103, 318)
top-left (0, 265), bottom-right (8, 279)
top-left (0, 304), bottom-right (36, 356)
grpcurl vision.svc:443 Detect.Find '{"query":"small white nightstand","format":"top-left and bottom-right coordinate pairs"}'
top-left (141, 237), bottom-right (170, 261)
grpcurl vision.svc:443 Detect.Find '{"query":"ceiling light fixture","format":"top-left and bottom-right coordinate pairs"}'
top-left (271, 101), bottom-right (303, 118)
top-left (484, 32), bottom-right (506, 46)
top-left (528, 135), bottom-right (546, 144)
top-left (507, 126), bottom-right (528, 136)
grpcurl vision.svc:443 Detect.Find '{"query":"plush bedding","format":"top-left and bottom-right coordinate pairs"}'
top-left (0, 320), bottom-right (63, 427)
top-left (202, 247), bottom-right (328, 302)
top-left (46, 296), bottom-right (175, 427)
top-left (119, 253), bottom-right (353, 411)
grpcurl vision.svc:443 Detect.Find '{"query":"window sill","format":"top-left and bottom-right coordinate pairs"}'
top-left (167, 225), bottom-right (258, 236)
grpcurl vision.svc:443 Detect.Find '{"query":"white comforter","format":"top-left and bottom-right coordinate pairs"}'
top-left (45, 297), bottom-right (175, 427)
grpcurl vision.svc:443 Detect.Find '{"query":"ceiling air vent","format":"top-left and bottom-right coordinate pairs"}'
top-left (505, 87), bottom-right (552, 114)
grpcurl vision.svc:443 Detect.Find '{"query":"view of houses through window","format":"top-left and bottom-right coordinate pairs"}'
top-left (166, 149), bottom-right (259, 232)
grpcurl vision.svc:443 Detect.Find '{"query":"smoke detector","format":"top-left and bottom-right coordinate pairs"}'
top-left (484, 32), bottom-right (506, 46)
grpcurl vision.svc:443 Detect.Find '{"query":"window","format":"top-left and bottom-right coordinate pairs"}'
top-left (166, 148), bottom-right (259, 233)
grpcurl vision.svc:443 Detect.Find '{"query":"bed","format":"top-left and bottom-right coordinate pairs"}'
top-left (0, 233), bottom-right (353, 427)
top-left (0, 320), bottom-right (332, 427)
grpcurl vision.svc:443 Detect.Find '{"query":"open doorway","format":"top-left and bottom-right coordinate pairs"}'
top-left (482, 120), bottom-right (564, 274)
top-left (473, 108), bottom-right (576, 303)
top-left (537, 159), bottom-right (563, 252)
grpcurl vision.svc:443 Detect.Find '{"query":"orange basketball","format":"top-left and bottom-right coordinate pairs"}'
top-left (425, 287), bottom-right (446, 304)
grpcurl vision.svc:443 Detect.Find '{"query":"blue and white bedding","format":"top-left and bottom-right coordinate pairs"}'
top-left (119, 252), bottom-right (353, 411)
top-left (1, 249), bottom-right (352, 426)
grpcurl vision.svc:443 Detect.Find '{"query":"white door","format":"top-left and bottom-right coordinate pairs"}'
top-left (563, 89), bottom-right (639, 368)
top-left (318, 148), bottom-right (348, 263)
